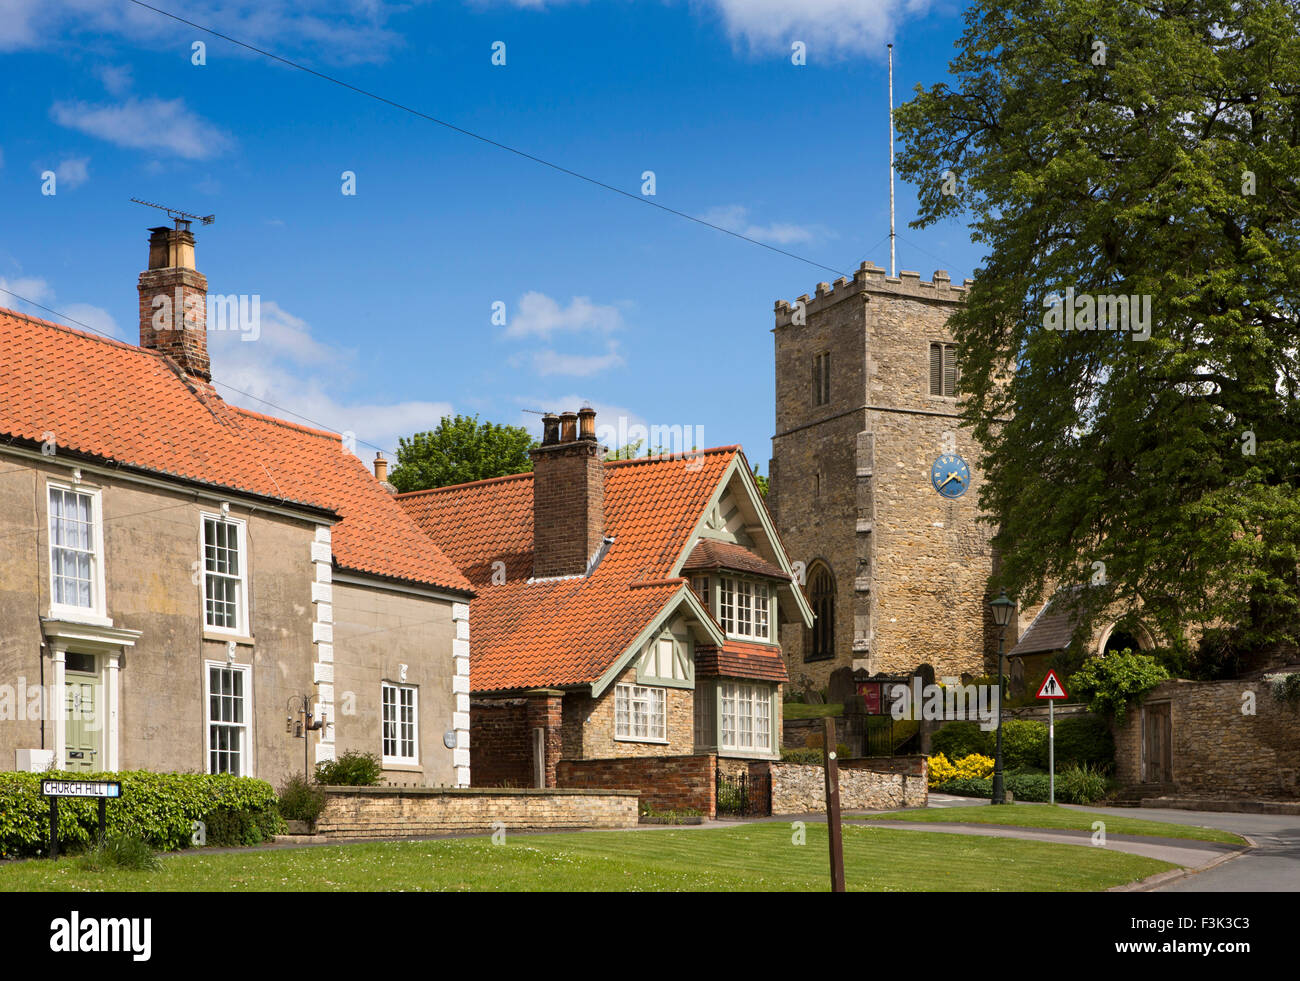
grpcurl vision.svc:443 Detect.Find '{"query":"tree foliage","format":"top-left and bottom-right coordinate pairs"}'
top-left (389, 415), bottom-right (537, 492)
top-left (1069, 650), bottom-right (1170, 721)
top-left (894, 0), bottom-right (1300, 656)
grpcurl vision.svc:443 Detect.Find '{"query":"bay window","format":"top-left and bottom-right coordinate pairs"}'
top-left (718, 576), bottom-right (771, 642)
top-left (719, 682), bottom-right (773, 753)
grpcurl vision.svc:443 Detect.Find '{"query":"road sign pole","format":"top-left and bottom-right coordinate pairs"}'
top-left (48, 797), bottom-right (59, 859)
top-left (1049, 698), bottom-right (1055, 806)
top-left (98, 797), bottom-right (107, 845)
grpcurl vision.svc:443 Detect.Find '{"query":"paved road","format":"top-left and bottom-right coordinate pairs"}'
top-left (920, 795), bottom-right (1300, 891)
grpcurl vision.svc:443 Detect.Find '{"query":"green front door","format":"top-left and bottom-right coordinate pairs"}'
top-left (64, 656), bottom-right (99, 772)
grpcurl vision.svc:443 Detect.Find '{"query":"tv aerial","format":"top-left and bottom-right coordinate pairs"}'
top-left (130, 197), bottom-right (215, 230)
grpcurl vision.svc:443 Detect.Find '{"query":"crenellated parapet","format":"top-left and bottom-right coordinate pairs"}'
top-left (773, 261), bottom-right (972, 328)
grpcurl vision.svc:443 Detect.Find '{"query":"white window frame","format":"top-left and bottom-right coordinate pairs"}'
top-left (205, 661), bottom-right (252, 776)
top-left (718, 576), bottom-right (772, 642)
top-left (200, 513), bottom-right (249, 636)
top-left (46, 481), bottom-right (108, 623)
top-left (381, 682), bottom-right (419, 766)
top-left (719, 682), bottom-right (773, 753)
top-left (615, 683), bottom-right (668, 743)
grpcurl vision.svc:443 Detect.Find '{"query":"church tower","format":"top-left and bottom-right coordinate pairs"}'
top-left (768, 261), bottom-right (1000, 694)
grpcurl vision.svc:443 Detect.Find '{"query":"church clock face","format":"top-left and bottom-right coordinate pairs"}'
top-left (930, 454), bottom-right (970, 499)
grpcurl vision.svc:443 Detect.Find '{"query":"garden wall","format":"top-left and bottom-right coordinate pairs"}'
top-left (769, 757), bottom-right (927, 813)
top-left (316, 786), bottom-right (638, 839)
top-left (469, 698), bottom-right (532, 787)
top-left (1114, 678), bottom-right (1300, 799)
top-left (556, 754), bottom-right (717, 819)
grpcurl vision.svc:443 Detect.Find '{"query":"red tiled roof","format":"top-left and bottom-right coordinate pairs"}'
top-left (681, 538), bottom-right (791, 580)
top-left (397, 448), bottom-right (743, 691)
top-left (0, 306), bottom-right (471, 594)
top-left (695, 641), bottom-right (790, 683)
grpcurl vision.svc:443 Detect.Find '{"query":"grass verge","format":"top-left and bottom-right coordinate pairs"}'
top-left (0, 822), bottom-right (1173, 892)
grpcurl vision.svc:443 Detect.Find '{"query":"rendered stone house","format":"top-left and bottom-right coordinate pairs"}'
top-left (0, 223), bottom-right (474, 787)
top-left (396, 409), bottom-right (812, 789)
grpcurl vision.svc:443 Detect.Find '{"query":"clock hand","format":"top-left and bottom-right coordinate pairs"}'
top-left (937, 473), bottom-right (958, 489)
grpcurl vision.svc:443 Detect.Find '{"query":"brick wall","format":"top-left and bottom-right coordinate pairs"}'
top-left (529, 436), bottom-right (604, 578)
top-left (769, 759), bottom-right (928, 813)
top-left (316, 786), bottom-right (638, 838)
top-left (558, 754), bottom-right (717, 818)
top-left (470, 698), bottom-right (532, 787)
top-left (1114, 679), bottom-right (1300, 799)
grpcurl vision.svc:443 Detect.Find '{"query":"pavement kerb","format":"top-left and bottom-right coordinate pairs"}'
top-left (1108, 834), bottom-right (1257, 892)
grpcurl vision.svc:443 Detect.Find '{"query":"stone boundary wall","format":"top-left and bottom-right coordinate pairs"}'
top-left (316, 786), bottom-right (638, 839)
top-left (769, 759), bottom-right (927, 814)
top-left (1114, 678), bottom-right (1300, 799)
top-left (557, 754), bottom-right (716, 819)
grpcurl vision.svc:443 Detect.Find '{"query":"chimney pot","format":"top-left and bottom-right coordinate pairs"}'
top-left (578, 405), bottom-right (597, 441)
top-left (541, 413), bottom-right (560, 446)
top-left (373, 453), bottom-right (389, 483)
top-left (559, 411), bottom-right (578, 443)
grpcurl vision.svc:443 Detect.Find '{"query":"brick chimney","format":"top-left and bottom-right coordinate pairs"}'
top-left (373, 453), bottom-right (396, 493)
top-left (138, 222), bottom-right (210, 381)
top-left (529, 405), bottom-right (605, 578)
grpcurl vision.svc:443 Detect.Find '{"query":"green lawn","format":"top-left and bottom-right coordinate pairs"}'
top-left (857, 804), bottom-right (1246, 844)
top-left (782, 702), bottom-right (843, 719)
top-left (0, 822), bottom-right (1173, 892)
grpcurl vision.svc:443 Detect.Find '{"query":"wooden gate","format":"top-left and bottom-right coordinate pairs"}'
top-left (1141, 701), bottom-right (1172, 784)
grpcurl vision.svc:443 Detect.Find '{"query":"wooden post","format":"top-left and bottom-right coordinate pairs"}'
top-left (823, 717), bottom-right (846, 892)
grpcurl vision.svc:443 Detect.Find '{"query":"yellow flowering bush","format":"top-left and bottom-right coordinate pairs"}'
top-left (927, 752), bottom-right (995, 787)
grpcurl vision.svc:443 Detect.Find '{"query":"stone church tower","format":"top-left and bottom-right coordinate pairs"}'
top-left (768, 261), bottom-right (1000, 695)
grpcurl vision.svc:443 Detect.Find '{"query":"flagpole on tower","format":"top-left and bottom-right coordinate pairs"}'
top-left (888, 42), bottom-right (897, 278)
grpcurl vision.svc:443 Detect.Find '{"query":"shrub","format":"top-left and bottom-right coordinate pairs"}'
top-left (0, 770), bottom-right (282, 859)
top-left (927, 753), bottom-right (994, 787)
top-left (278, 774), bottom-right (327, 824)
top-left (1271, 672), bottom-right (1300, 706)
top-left (1069, 651), bottom-right (1170, 722)
top-left (778, 745), bottom-right (850, 766)
top-left (315, 751), bottom-right (384, 786)
top-left (1053, 714), bottom-right (1115, 772)
top-left (204, 806), bottom-right (281, 847)
top-left (77, 836), bottom-right (161, 872)
top-left (1056, 764), bottom-right (1111, 805)
top-left (930, 721), bottom-right (994, 760)
top-left (1001, 719), bottom-right (1048, 771)
top-left (936, 772), bottom-right (1052, 802)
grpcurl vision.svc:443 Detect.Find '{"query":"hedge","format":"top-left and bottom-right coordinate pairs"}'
top-left (0, 770), bottom-right (283, 859)
top-left (932, 715), bottom-right (1114, 773)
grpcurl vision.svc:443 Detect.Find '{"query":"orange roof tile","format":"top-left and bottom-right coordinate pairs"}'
top-left (0, 306), bottom-right (471, 594)
top-left (397, 449), bottom-right (742, 691)
top-left (696, 641), bottom-right (790, 683)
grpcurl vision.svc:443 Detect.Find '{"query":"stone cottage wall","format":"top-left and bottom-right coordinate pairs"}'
top-left (769, 757), bottom-right (928, 813)
top-left (1115, 678), bottom-right (1300, 799)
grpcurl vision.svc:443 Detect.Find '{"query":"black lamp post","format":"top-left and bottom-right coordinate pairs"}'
top-left (989, 591), bottom-right (1016, 805)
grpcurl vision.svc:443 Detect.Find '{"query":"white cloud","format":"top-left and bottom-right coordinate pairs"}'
top-left (703, 0), bottom-right (931, 57)
top-left (482, 0), bottom-right (928, 58)
top-left (53, 157), bottom-right (90, 190)
top-left (533, 343), bottom-right (625, 377)
top-left (0, 275), bottom-right (121, 339)
top-left (97, 64), bottom-right (133, 96)
top-left (702, 204), bottom-right (832, 245)
top-left (0, 276), bottom-right (54, 308)
top-left (51, 98), bottom-right (233, 160)
top-left (207, 302), bottom-right (448, 457)
top-left (1, 1), bottom-right (409, 64)
top-left (504, 291), bottom-right (623, 339)
top-left (60, 303), bottom-right (122, 339)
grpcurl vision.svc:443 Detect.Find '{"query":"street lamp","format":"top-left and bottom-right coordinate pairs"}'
top-left (989, 591), bottom-right (1016, 805)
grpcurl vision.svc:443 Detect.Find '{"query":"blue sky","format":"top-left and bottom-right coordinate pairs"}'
top-left (1, 0), bottom-right (981, 473)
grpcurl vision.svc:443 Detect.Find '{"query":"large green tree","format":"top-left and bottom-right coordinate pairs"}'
top-left (389, 415), bottom-right (537, 492)
top-left (894, 0), bottom-right (1300, 660)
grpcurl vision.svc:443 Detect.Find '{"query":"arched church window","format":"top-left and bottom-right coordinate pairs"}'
top-left (806, 563), bottom-right (835, 662)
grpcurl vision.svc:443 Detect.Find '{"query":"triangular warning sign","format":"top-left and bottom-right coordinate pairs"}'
top-left (1036, 670), bottom-right (1068, 700)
